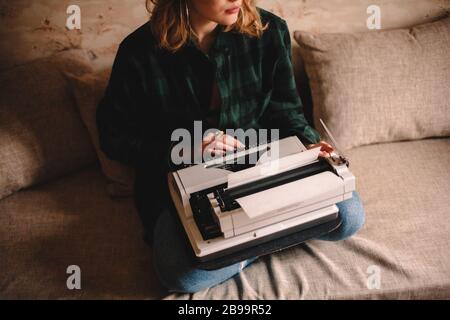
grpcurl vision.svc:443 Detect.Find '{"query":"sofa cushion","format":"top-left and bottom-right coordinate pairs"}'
top-left (0, 51), bottom-right (97, 200)
top-left (165, 138), bottom-right (450, 299)
top-left (0, 164), bottom-right (166, 299)
top-left (293, 15), bottom-right (450, 150)
top-left (67, 69), bottom-right (135, 198)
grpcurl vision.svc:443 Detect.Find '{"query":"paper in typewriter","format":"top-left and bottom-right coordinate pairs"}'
top-left (235, 171), bottom-right (339, 219)
top-left (232, 147), bottom-right (325, 218)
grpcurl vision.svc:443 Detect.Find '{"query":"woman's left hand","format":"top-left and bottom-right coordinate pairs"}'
top-left (306, 140), bottom-right (334, 158)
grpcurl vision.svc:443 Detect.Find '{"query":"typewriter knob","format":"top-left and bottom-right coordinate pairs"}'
top-left (328, 155), bottom-right (349, 167)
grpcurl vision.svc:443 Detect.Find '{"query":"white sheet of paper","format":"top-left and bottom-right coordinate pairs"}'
top-left (235, 179), bottom-right (304, 219)
top-left (235, 171), bottom-right (338, 219)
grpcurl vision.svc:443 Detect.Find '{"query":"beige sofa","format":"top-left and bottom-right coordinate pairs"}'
top-left (1, 0), bottom-right (449, 299)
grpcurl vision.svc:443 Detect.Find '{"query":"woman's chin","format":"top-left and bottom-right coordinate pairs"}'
top-left (217, 15), bottom-right (239, 26)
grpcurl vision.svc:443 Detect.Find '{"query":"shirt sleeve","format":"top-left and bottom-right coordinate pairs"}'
top-left (96, 43), bottom-right (167, 169)
top-left (262, 19), bottom-right (321, 146)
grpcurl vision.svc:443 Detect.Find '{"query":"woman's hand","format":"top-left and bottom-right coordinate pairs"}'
top-left (201, 131), bottom-right (245, 158)
top-left (306, 140), bottom-right (334, 158)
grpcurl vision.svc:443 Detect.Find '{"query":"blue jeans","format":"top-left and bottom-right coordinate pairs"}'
top-left (152, 191), bottom-right (365, 293)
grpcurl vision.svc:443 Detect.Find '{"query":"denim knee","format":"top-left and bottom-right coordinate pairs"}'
top-left (153, 261), bottom-right (219, 293)
top-left (153, 256), bottom-right (255, 293)
top-left (152, 209), bottom-right (258, 293)
top-left (317, 191), bottom-right (365, 241)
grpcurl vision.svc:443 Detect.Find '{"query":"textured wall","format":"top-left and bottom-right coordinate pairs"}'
top-left (0, 0), bottom-right (449, 71)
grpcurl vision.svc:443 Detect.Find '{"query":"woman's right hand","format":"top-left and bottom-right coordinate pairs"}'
top-left (201, 131), bottom-right (245, 158)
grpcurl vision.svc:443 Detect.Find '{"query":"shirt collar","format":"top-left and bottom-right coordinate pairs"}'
top-left (185, 24), bottom-right (232, 56)
top-left (161, 24), bottom-right (233, 71)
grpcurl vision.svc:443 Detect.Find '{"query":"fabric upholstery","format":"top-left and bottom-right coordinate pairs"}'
top-left (0, 164), bottom-right (165, 299)
top-left (0, 51), bottom-right (97, 200)
top-left (67, 69), bottom-right (135, 198)
top-left (293, 16), bottom-right (450, 150)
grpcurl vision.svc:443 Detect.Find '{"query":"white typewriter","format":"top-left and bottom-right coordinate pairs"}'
top-left (168, 133), bottom-right (355, 263)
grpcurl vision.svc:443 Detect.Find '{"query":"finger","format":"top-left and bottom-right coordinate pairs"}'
top-left (320, 142), bottom-right (334, 151)
top-left (321, 145), bottom-right (334, 153)
top-left (319, 151), bottom-right (331, 158)
top-left (219, 135), bottom-right (243, 150)
top-left (205, 141), bottom-right (232, 153)
top-left (202, 133), bottom-right (216, 151)
top-left (233, 138), bottom-right (245, 149)
top-left (212, 141), bottom-right (235, 152)
top-left (318, 140), bottom-right (330, 148)
top-left (203, 132), bottom-right (216, 142)
top-left (222, 135), bottom-right (245, 149)
top-left (202, 132), bottom-right (216, 144)
top-left (321, 141), bottom-right (334, 151)
top-left (204, 148), bottom-right (225, 158)
top-left (211, 149), bottom-right (225, 157)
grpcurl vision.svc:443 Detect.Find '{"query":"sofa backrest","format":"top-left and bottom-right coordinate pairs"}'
top-left (0, 50), bottom-right (97, 199)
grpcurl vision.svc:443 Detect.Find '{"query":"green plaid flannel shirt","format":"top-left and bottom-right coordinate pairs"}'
top-left (97, 8), bottom-right (320, 170)
top-left (96, 8), bottom-right (321, 232)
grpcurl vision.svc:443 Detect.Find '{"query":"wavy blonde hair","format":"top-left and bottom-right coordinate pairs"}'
top-left (147, 0), bottom-right (268, 52)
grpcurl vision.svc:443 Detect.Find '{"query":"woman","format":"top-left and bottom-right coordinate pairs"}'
top-left (96, 0), bottom-right (365, 293)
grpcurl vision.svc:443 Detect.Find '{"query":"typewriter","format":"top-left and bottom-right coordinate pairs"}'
top-left (168, 134), bottom-right (355, 269)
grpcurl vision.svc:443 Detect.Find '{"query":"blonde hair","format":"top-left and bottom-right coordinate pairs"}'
top-left (147, 0), bottom-right (268, 52)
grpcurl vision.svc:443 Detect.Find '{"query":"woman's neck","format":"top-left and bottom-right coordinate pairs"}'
top-left (188, 7), bottom-right (218, 54)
